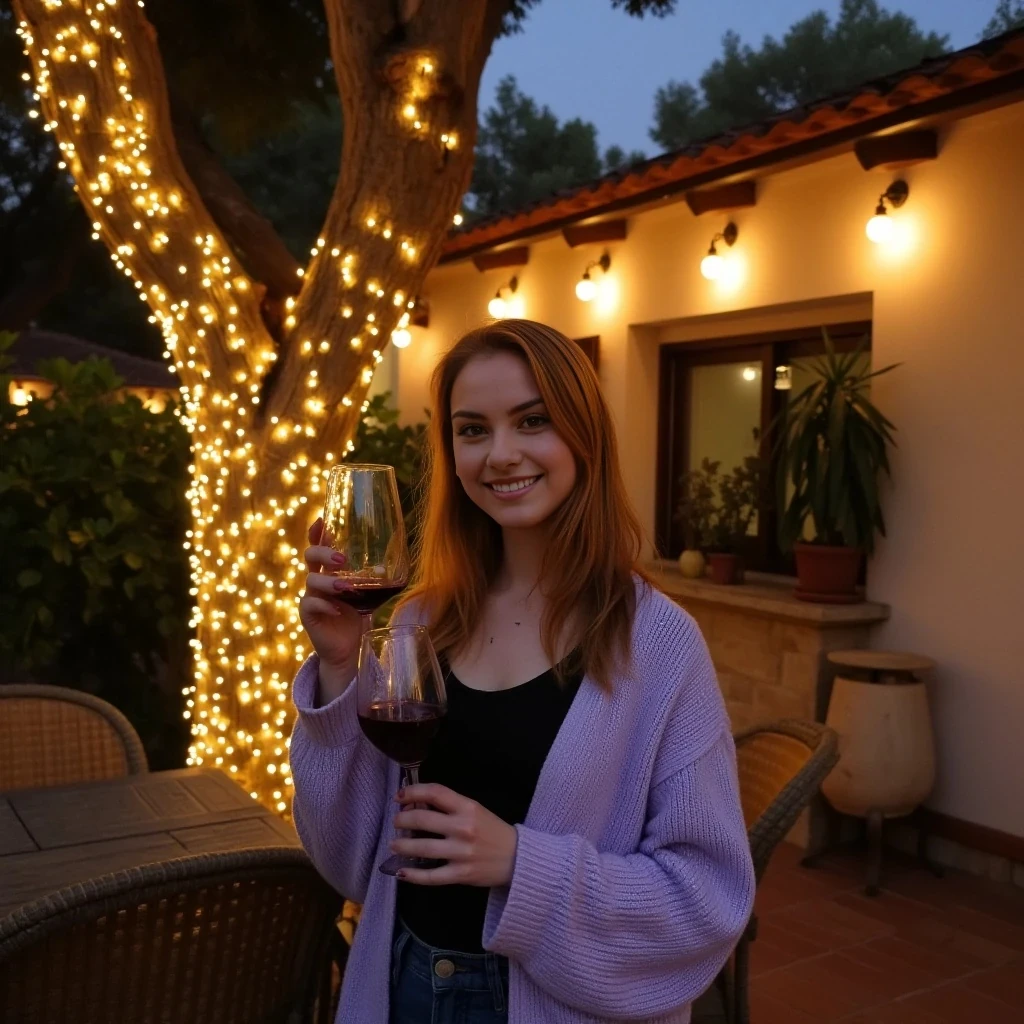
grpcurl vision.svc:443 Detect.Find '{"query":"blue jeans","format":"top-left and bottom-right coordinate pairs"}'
top-left (389, 918), bottom-right (510, 1024)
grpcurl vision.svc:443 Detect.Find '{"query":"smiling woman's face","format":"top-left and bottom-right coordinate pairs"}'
top-left (450, 351), bottom-right (577, 531)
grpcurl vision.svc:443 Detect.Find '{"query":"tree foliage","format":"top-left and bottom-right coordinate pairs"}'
top-left (651, 0), bottom-right (950, 151)
top-left (468, 75), bottom-right (645, 218)
top-left (0, 333), bottom-right (191, 766)
top-left (981, 1), bottom-right (1024, 39)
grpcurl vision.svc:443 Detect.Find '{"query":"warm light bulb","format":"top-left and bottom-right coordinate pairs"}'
top-left (488, 295), bottom-right (507, 318)
top-left (391, 328), bottom-right (411, 349)
top-left (866, 211), bottom-right (894, 244)
top-left (700, 252), bottom-right (723, 280)
top-left (742, 366), bottom-right (758, 382)
top-left (575, 274), bottom-right (597, 302)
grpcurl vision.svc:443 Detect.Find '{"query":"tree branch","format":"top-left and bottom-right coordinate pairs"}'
top-left (169, 102), bottom-right (301, 304)
top-left (12, 0), bottom-right (271, 391)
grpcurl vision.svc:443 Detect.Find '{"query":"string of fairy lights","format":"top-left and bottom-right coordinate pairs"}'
top-left (15, 0), bottom-right (459, 810)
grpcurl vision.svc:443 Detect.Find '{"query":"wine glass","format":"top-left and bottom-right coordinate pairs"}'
top-left (356, 625), bottom-right (447, 876)
top-left (322, 463), bottom-right (410, 636)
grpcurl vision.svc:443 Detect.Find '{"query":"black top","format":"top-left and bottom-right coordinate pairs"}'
top-left (396, 658), bottom-right (583, 953)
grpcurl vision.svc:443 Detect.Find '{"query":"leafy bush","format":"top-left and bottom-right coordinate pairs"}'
top-left (0, 333), bottom-right (191, 767)
top-left (347, 392), bottom-right (428, 522)
top-left (773, 331), bottom-right (898, 554)
top-left (347, 393), bottom-right (428, 625)
top-left (675, 456), bottom-right (762, 553)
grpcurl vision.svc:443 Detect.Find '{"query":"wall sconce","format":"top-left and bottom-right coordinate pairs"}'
top-left (774, 365), bottom-right (792, 391)
top-left (700, 222), bottom-right (738, 280)
top-left (575, 252), bottom-right (611, 302)
top-left (865, 180), bottom-right (909, 244)
top-left (488, 276), bottom-right (518, 318)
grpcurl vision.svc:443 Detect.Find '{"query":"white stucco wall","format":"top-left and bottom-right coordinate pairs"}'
top-left (394, 101), bottom-right (1024, 837)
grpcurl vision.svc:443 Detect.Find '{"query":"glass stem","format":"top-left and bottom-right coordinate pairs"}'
top-left (359, 611), bottom-right (373, 637)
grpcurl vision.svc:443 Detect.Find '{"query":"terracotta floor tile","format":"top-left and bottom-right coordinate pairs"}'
top-left (857, 934), bottom-right (979, 984)
top-left (770, 895), bottom-right (893, 949)
top-left (754, 953), bottom-right (893, 1020)
top-left (894, 980), bottom-right (1015, 1023)
top-left (747, 989), bottom-right (819, 1024)
top-left (960, 957), bottom-right (1024, 1008)
top-left (746, 844), bottom-right (1022, 1023)
top-left (836, 1002), bottom-right (947, 1024)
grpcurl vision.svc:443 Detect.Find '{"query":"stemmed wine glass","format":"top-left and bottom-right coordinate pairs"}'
top-left (322, 464), bottom-right (410, 636)
top-left (356, 625), bottom-right (447, 876)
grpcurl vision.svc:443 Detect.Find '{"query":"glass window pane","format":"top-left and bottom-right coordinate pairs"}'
top-left (688, 361), bottom-right (762, 537)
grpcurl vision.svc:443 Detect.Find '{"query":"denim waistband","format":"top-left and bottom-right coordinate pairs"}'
top-left (392, 917), bottom-right (509, 1011)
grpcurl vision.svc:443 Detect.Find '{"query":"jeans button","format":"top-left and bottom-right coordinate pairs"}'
top-left (434, 958), bottom-right (455, 979)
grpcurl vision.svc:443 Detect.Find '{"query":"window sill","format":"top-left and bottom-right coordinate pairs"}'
top-left (648, 560), bottom-right (890, 628)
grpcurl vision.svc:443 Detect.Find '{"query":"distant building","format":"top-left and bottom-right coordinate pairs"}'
top-left (7, 330), bottom-right (176, 412)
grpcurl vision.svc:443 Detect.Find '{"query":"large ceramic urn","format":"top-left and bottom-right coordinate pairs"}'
top-left (821, 650), bottom-right (936, 819)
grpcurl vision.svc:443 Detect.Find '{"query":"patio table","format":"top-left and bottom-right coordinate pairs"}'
top-left (0, 767), bottom-right (301, 916)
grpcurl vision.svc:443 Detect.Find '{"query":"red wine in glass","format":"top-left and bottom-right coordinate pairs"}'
top-left (323, 464), bottom-right (409, 635)
top-left (357, 625), bottom-right (447, 876)
top-left (336, 581), bottom-right (407, 615)
top-left (357, 700), bottom-right (444, 764)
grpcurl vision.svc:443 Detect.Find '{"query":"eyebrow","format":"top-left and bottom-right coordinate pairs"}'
top-left (451, 397), bottom-right (544, 421)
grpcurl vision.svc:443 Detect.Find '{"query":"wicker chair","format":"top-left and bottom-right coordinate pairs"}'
top-left (715, 719), bottom-right (839, 1024)
top-left (0, 684), bottom-right (148, 792)
top-left (0, 848), bottom-right (346, 1024)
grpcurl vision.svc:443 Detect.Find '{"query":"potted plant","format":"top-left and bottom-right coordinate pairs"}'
top-left (676, 457), bottom-right (762, 584)
top-left (774, 330), bottom-right (899, 603)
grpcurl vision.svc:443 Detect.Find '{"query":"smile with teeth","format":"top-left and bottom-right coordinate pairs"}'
top-left (487, 475), bottom-right (541, 494)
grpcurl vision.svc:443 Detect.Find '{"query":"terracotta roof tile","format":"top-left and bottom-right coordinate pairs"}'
top-left (442, 28), bottom-right (1024, 262)
top-left (8, 330), bottom-right (173, 390)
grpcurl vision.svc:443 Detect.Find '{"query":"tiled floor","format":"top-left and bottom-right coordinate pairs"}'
top-left (739, 842), bottom-right (1024, 1023)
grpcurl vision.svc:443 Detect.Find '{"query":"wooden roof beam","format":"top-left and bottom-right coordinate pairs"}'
top-left (562, 219), bottom-right (628, 248)
top-left (684, 180), bottom-right (757, 216)
top-left (854, 129), bottom-right (938, 170)
top-left (471, 246), bottom-right (530, 272)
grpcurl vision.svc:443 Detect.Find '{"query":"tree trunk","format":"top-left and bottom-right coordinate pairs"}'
top-left (13, 0), bottom-right (503, 808)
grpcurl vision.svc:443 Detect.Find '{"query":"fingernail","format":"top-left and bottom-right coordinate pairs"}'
top-left (397, 870), bottom-right (408, 880)
top-left (331, 552), bottom-right (347, 564)
top-left (396, 788), bottom-right (406, 800)
top-left (334, 578), bottom-right (351, 591)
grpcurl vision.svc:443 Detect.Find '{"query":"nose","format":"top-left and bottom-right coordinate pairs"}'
top-left (486, 426), bottom-right (523, 471)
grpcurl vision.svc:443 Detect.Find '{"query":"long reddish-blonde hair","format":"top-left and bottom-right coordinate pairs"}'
top-left (400, 319), bottom-right (647, 689)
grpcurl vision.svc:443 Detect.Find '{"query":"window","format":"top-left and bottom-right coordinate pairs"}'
top-left (655, 321), bottom-right (871, 573)
top-left (575, 336), bottom-right (599, 370)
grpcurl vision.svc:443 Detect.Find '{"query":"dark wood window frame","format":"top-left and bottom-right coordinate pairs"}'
top-left (575, 335), bottom-right (599, 370)
top-left (655, 320), bottom-right (871, 574)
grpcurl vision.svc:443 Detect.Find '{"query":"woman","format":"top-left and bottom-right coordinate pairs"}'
top-left (291, 320), bottom-right (755, 1024)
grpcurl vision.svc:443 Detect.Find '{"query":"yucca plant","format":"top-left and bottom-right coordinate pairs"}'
top-left (775, 330), bottom-right (899, 556)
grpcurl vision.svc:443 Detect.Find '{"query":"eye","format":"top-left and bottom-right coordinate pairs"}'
top-left (456, 423), bottom-right (485, 438)
top-left (520, 414), bottom-right (549, 429)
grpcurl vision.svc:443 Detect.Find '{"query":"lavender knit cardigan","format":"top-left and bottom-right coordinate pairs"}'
top-left (290, 582), bottom-right (755, 1023)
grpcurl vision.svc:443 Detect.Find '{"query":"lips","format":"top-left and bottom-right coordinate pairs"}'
top-left (485, 475), bottom-right (541, 495)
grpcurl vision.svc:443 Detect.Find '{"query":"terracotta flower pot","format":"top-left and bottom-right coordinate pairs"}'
top-left (794, 543), bottom-right (862, 603)
top-left (707, 552), bottom-right (740, 585)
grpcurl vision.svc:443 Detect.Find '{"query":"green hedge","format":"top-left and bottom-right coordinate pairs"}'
top-left (0, 333), bottom-right (191, 767)
top-left (0, 333), bottom-right (427, 765)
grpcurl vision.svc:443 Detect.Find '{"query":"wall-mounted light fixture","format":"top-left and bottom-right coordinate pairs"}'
top-left (488, 276), bottom-right (518, 318)
top-left (866, 180), bottom-right (909, 244)
top-left (575, 252), bottom-right (611, 302)
top-left (700, 222), bottom-right (738, 280)
top-left (774, 365), bottom-right (792, 391)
